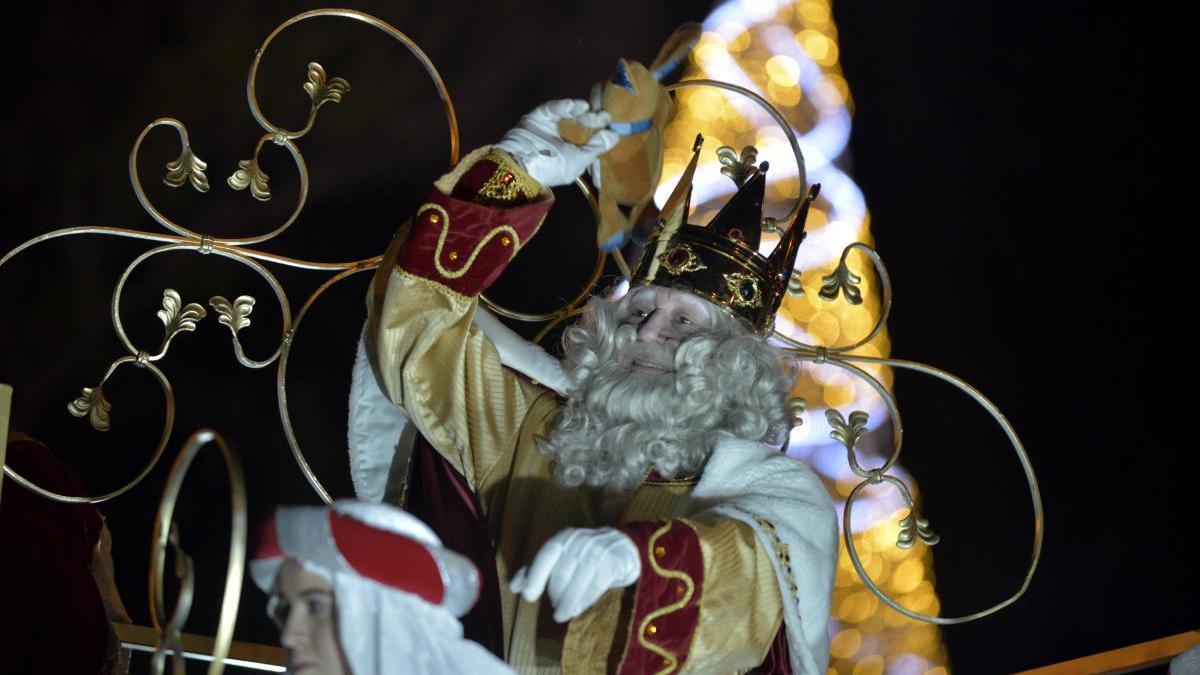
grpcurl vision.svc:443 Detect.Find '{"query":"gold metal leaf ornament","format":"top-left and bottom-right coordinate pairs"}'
top-left (157, 289), bottom-right (207, 342)
top-left (68, 386), bottom-right (112, 431)
top-left (303, 62), bottom-right (351, 109)
top-left (227, 158), bottom-right (271, 201)
top-left (827, 408), bottom-right (869, 451)
top-left (820, 258), bottom-right (864, 304)
top-left (716, 145), bottom-right (759, 187)
top-left (210, 295), bottom-right (255, 334)
top-left (787, 396), bottom-right (807, 426)
top-left (897, 511), bottom-right (941, 549)
top-left (163, 145), bottom-right (210, 192)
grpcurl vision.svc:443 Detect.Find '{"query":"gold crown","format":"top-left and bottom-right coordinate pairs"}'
top-left (632, 137), bottom-right (819, 334)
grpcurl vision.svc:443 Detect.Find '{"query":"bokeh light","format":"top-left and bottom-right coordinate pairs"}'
top-left (664, 1), bottom-right (948, 671)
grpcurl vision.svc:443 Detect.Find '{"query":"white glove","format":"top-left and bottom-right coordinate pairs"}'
top-left (494, 99), bottom-right (619, 188)
top-left (508, 527), bottom-right (640, 623)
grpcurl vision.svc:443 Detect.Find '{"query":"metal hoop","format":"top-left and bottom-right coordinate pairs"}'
top-left (148, 429), bottom-right (246, 674)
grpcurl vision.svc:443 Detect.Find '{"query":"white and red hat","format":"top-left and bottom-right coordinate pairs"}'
top-left (250, 500), bottom-right (512, 675)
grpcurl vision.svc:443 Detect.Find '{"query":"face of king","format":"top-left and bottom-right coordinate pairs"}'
top-left (539, 282), bottom-right (791, 493)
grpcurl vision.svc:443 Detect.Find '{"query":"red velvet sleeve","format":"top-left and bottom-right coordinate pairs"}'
top-left (393, 150), bottom-right (554, 297)
top-left (614, 519), bottom-right (704, 675)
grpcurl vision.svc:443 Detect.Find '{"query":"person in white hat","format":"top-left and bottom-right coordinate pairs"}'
top-left (250, 500), bottom-right (515, 675)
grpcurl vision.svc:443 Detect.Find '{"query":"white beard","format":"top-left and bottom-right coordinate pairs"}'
top-left (537, 292), bottom-right (791, 494)
top-left (540, 345), bottom-right (715, 487)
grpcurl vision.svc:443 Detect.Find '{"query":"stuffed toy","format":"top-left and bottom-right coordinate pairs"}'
top-left (559, 23), bottom-right (702, 251)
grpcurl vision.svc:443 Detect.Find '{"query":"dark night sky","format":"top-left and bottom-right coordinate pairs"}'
top-left (0, 2), bottom-right (1187, 673)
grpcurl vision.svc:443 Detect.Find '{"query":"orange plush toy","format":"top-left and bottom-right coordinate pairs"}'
top-left (559, 23), bottom-right (702, 251)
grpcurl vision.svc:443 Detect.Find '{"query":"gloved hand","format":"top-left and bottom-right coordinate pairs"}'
top-left (494, 99), bottom-right (619, 188)
top-left (508, 527), bottom-right (640, 623)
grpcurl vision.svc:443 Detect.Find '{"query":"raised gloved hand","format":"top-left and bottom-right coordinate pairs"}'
top-left (508, 527), bottom-right (640, 623)
top-left (494, 99), bottom-right (619, 188)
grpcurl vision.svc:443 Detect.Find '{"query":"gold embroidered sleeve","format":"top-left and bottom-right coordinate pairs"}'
top-left (373, 267), bottom-right (544, 489)
top-left (677, 514), bottom-right (783, 673)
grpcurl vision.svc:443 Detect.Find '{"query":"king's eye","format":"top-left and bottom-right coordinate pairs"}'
top-left (631, 308), bottom-right (650, 319)
top-left (678, 315), bottom-right (694, 326)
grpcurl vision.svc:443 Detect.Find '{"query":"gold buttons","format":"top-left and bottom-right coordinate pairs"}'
top-left (448, 251), bottom-right (459, 261)
top-left (646, 623), bottom-right (657, 635)
top-left (676, 582), bottom-right (687, 596)
top-left (654, 545), bottom-right (666, 558)
top-left (500, 235), bottom-right (512, 247)
top-left (429, 212), bottom-right (441, 224)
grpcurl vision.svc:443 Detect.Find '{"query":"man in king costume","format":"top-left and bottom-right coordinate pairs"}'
top-left (357, 98), bottom-right (838, 673)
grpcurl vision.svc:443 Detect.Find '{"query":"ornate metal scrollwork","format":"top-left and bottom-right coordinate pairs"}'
top-left (1, 10), bottom-right (458, 504)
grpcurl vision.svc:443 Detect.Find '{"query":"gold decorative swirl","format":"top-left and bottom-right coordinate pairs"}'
top-left (667, 80), bottom-right (806, 222)
top-left (898, 511), bottom-right (940, 549)
top-left (8, 355), bottom-right (176, 504)
top-left (245, 9), bottom-right (458, 164)
top-left (826, 408), bottom-right (869, 455)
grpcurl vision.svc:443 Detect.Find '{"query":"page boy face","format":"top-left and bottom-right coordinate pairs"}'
top-left (272, 559), bottom-right (351, 675)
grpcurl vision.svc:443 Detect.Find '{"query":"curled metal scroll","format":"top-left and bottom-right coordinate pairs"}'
top-left (1, 9), bottom-right (460, 505)
top-left (149, 429), bottom-right (247, 675)
top-left (246, 8), bottom-right (459, 166)
top-left (129, 119), bottom-right (312, 246)
top-left (665, 78), bottom-right (808, 226)
top-left (830, 355), bottom-right (1043, 624)
top-left (277, 263), bottom-right (379, 504)
top-left (772, 243), bottom-right (893, 354)
top-left (110, 245), bottom-right (294, 369)
top-left (1, 353), bottom-right (176, 504)
top-left (774, 240), bottom-right (1042, 624)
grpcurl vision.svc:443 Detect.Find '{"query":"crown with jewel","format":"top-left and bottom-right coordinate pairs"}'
top-left (632, 135), bottom-right (820, 335)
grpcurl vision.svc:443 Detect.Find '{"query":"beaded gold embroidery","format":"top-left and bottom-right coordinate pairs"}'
top-left (753, 515), bottom-right (800, 598)
top-left (478, 151), bottom-right (540, 204)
